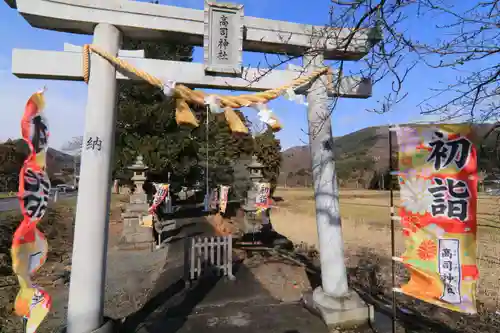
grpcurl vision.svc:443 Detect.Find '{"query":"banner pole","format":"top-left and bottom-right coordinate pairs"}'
top-left (22, 316), bottom-right (27, 333)
top-left (389, 126), bottom-right (397, 333)
top-left (204, 105), bottom-right (210, 212)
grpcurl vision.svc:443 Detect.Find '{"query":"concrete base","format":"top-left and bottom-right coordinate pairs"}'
top-left (120, 191), bottom-right (152, 245)
top-left (90, 318), bottom-right (116, 333)
top-left (302, 287), bottom-right (373, 330)
top-left (120, 212), bottom-right (154, 244)
top-left (242, 209), bottom-right (259, 234)
top-left (60, 317), bottom-right (116, 333)
top-left (129, 193), bottom-right (148, 206)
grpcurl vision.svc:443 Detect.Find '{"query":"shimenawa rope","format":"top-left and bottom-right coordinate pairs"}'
top-left (82, 44), bottom-right (331, 133)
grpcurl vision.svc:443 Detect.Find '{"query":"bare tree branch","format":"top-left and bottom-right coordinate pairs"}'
top-left (328, 0), bottom-right (499, 121)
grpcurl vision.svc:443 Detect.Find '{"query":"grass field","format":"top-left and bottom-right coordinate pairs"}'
top-left (272, 187), bottom-right (500, 332)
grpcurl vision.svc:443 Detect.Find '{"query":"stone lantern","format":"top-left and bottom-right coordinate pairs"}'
top-left (120, 155), bottom-right (152, 247)
top-left (128, 155), bottom-right (148, 195)
top-left (242, 155), bottom-right (266, 233)
top-left (247, 155), bottom-right (265, 182)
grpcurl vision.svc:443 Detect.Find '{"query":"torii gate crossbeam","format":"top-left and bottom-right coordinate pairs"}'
top-left (5, 0), bottom-right (378, 60)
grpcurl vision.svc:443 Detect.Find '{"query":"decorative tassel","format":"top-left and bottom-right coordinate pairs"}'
top-left (204, 95), bottom-right (223, 113)
top-left (223, 107), bottom-right (248, 134)
top-left (175, 98), bottom-right (199, 127)
top-left (269, 115), bottom-right (282, 132)
top-left (162, 80), bottom-right (176, 97)
top-left (284, 87), bottom-right (308, 106)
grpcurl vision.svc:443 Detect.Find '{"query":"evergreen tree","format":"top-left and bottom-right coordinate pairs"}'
top-left (110, 5), bottom-right (275, 195)
top-left (197, 110), bottom-right (254, 195)
top-left (113, 37), bottom-right (255, 194)
top-left (254, 128), bottom-right (282, 194)
top-left (0, 139), bottom-right (28, 191)
top-left (113, 37), bottom-right (197, 190)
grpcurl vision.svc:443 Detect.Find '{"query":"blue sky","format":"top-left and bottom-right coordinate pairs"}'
top-left (0, 0), bottom-right (481, 150)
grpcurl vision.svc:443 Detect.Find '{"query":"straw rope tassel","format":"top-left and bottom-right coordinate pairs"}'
top-left (223, 107), bottom-right (248, 134)
top-left (82, 44), bottom-right (331, 132)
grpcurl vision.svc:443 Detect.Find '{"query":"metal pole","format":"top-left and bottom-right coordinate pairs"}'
top-left (389, 126), bottom-right (397, 333)
top-left (304, 54), bottom-right (348, 297)
top-left (203, 105), bottom-right (210, 212)
top-left (206, 106), bottom-right (209, 195)
top-left (67, 23), bottom-right (121, 333)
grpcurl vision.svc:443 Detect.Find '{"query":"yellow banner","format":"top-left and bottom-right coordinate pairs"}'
top-left (395, 124), bottom-right (478, 314)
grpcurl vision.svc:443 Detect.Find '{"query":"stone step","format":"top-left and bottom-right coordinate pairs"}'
top-left (159, 220), bottom-right (177, 233)
top-left (134, 302), bottom-right (330, 333)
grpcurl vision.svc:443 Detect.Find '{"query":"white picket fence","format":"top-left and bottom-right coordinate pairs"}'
top-left (184, 235), bottom-right (234, 281)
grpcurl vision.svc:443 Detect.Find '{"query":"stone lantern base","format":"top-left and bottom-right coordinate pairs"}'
top-left (119, 191), bottom-right (154, 248)
top-left (119, 155), bottom-right (154, 249)
top-left (242, 207), bottom-right (259, 234)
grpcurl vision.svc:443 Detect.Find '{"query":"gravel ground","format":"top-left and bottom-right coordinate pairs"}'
top-left (104, 246), bottom-right (169, 320)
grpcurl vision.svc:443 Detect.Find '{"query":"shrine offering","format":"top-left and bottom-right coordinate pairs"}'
top-left (394, 124), bottom-right (479, 314)
top-left (140, 214), bottom-right (153, 228)
top-left (11, 89), bottom-right (52, 332)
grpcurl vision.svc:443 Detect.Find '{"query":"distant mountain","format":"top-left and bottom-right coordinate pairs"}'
top-left (0, 138), bottom-right (76, 190)
top-left (280, 124), bottom-right (500, 188)
top-left (46, 147), bottom-right (77, 176)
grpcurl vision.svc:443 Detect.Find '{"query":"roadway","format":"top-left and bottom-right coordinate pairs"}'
top-left (0, 191), bottom-right (78, 212)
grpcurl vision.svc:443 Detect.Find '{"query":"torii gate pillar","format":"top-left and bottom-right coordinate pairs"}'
top-left (304, 54), bottom-right (374, 327)
top-left (66, 23), bottom-right (121, 333)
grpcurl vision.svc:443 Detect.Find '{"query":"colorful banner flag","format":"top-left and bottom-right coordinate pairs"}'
top-left (394, 124), bottom-right (479, 314)
top-left (11, 89), bottom-right (52, 332)
top-left (209, 187), bottom-right (219, 211)
top-left (255, 182), bottom-right (271, 213)
top-left (149, 183), bottom-right (170, 214)
top-left (219, 185), bottom-right (229, 214)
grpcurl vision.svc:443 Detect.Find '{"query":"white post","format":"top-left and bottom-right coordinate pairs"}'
top-left (67, 23), bottom-right (121, 333)
top-left (304, 54), bottom-right (349, 297)
top-left (304, 53), bottom-right (372, 328)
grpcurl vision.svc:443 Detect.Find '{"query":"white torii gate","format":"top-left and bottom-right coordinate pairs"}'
top-left (5, 1), bottom-right (380, 332)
